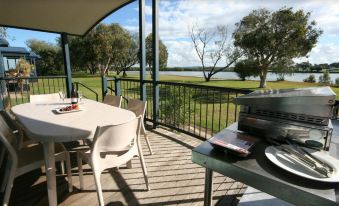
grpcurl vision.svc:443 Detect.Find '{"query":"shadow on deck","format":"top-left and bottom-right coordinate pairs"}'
top-left (9, 127), bottom-right (246, 206)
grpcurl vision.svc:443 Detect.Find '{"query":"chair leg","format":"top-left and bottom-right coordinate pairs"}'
top-left (93, 171), bottom-right (105, 206)
top-left (3, 159), bottom-right (17, 206)
top-left (60, 160), bottom-right (65, 174)
top-left (144, 134), bottom-right (153, 155)
top-left (65, 151), bottom-right (73, 192)
top-left (77, 152), bottom-right (84, 190)
top-left (137, 143), bottom-right (150, 191)
top-left (126, 160), bottom-right (132, 169)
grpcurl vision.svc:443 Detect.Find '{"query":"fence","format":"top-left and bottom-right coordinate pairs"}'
top-left (104, 77), bottom-right (252, 140)
top-left (0, 76), bottom-right (67, 109)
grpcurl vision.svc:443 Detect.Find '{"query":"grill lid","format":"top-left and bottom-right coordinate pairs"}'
top-left (234, 87), bottom-right (336, 118)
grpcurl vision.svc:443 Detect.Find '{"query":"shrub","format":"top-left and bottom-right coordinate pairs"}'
top-left (234, 59), bottom-right (260, 81)
top-left (318, 70), bottom-right (332, 85)
top-left (303, 74), bottom-right (316, 83)
top-left (335, 78), bottom-right (339, 87)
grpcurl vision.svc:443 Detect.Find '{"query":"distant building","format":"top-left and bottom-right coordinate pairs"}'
top-left (0, 38), bottom-right (40, 77)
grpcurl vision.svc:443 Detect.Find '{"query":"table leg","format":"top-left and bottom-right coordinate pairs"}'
top-left (43, 142), bottom-right (57, 206)
top-left (204, 168), bottom-right (213, 206)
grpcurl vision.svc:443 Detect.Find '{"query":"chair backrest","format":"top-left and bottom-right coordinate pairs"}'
top-left (103, 95), bottom-right (122, 108)
top-left (91, 116), bottom-right (141, 155)
top-left (30, 93), bottom-right (61, 103)
top-left (127, 99), bottom-right (147, 118)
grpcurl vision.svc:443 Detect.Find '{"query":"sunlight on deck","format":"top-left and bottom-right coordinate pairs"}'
top-left (10, 128), bottom-right (246, 206)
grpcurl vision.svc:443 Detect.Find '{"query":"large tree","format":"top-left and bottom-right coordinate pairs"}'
top-left (26, 39), bottom-right (63, 75)
top-left (233, 7), bottom-right (322, 88)
top-left (190, 24), bottom-right (241, 82)
top-left (69, 23), bottom-right (138, 75)
top-left (146, 33), bottom-right (168, 75)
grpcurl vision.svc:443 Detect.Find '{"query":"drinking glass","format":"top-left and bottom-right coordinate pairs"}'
top-left (59, 91), bottom-right (65, 101)
top-left (78, 91), bottom-right (83, 103)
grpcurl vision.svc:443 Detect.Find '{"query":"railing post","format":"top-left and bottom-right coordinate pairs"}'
top-left (152, 0), bottom-right (160, 128)
top-left (101, 76), bottom-right (107, 101)
top-left (114, 78), bottom-right (121, 96)
top-left (139, 0), bottom-right (147, 101)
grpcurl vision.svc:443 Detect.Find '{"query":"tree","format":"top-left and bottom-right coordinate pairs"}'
top-left (69, 23), bottom-right (138, 75)
top-left (26, 39), bottom-right (63, 75)
top-left (189, 24), bottom-right (241, 82)
top-left (234, 59), bottom-right (260, 81)
top-left (272, 58), bottom-right (295, 81)
top-left (233, 7), bottom-right (322, 88)
top-left (296, 62), bottom-right (312, 72)
top-left (146, 33), bottom-right (168, 75)
top-left (0, 27), bottom-right (7, 38)
top-left (330, 62), bottom-right (339, 68)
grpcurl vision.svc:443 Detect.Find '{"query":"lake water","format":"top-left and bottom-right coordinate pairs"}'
top-left (154, 71), bottom-right (339, 82)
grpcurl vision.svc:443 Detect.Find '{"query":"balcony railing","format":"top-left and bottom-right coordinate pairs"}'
top-left (104, 77), bottom-right (252, 140)
top-left (0, 76), bottom-right (67, 108)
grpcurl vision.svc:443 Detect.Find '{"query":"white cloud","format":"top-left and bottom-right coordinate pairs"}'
top-left (129, 0), bottom-right (339, 66)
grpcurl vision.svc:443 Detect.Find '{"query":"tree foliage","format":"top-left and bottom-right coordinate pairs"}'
top-left (233, 7), bottom-right (322, 88)
top-left (146, 33), bottom-right (168, 75)
top-left (69, 23), bottom-right (138, 76)
top-left (318, 70), bottom-right (331, 85)
top-left (26, 39), bottom-right (63, 75)
top-left (189, 24), bottom-right (241, 82)
top-left (271, 58), bottom-right (295, 81)
top-left (0, 27), bottom-right (7, 38)
top-left (234, 59), bottom-right (260, 81)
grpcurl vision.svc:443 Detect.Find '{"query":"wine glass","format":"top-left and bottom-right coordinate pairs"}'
top-left (78, 91), bottom-right (83, 103)
top-left (59, 91), bottom-right (65, 102)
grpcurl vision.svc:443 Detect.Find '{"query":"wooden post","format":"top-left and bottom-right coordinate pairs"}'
top-left (152, 0), bottom-right (159, 128)
top-left (139, 0), bottom-right (147, 101)
top-left (61, 33), bottom-right (72, 98)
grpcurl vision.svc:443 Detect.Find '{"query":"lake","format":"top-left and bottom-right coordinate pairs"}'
top-left (155, 71), bottom-right (339, 82)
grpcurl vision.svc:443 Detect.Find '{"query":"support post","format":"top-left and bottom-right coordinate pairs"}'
top-left (0, 51), bottom-right (5, 110)
top-left (101, 76), bottom-right (107, 101)
top-left (61, 33), bottom-right (72, 98)
top-left (114, 78), bottom-right (121, 96)
top-left (152, 0), bottom-right (159, 128)
top-left (139, 0), bottom-right (147, 101)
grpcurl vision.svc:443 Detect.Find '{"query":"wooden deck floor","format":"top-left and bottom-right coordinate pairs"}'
top-left (9, 127), bottom-right (246, 206)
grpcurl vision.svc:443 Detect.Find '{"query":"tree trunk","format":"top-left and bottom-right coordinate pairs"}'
top-left (259, 67), bottom-right (268, 88)
top-left (122, 71), bottom-right (127, 77)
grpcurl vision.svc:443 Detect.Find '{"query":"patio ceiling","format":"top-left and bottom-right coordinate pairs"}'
top-left (0, 0), bottom-right (134, 36)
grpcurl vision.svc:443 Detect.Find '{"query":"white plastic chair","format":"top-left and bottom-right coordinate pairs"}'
top-left (29, 93), bottom-right (61, 103)
top-left (77, 116), bottom-right (149, 206)
top-left (103, 95), bottom-right (122, 108)
top-left (127, 99), bottom-right (153, 155)
top-left (0, 114), bottom-right (73, 206)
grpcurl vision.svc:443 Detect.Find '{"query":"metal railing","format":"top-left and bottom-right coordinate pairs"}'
top-left (105, 78), bottom-right (252, 140)
top-left (74, 82), bottom-right (99, 101)
top-left (0, 76), bottom-right (67, 109)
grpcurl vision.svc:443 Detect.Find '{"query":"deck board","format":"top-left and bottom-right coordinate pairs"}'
top-left (9, 127), bottom-right (246, 206)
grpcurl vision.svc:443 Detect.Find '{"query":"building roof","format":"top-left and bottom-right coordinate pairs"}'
top-left (0, 47), bottom-right (29, 55)
top-left (0, 0), bottom-right (134, 36)
top-left (0, 38), bottom-right (9, 47)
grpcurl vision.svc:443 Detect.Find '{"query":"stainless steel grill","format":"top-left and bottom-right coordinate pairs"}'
top-left (234, 87), bottom-right (336, 150)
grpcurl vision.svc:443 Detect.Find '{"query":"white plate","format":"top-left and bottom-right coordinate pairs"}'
top-left (55, 106), bottom-right (84, 114)
top-left (265, 145), bottom-right (339, 182)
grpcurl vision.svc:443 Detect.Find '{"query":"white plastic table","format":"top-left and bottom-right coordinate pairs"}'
top-left (11, 99), bottom-right (136, 206)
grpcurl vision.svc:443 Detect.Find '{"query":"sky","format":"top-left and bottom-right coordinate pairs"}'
top-left (5, 0), bottom-right (339, 67)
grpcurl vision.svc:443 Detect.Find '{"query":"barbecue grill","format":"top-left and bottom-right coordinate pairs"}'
top-left (234, 87), bottom-right (336, 150)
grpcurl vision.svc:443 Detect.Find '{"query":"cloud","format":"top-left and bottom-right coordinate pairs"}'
top-left (126, 0), bottom-right (339, 67)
